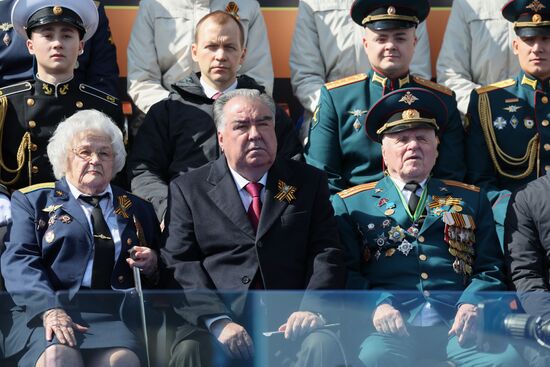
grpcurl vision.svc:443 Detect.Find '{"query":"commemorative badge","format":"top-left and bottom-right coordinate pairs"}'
top-left (442, 212), bottom-right (476, 277)
top-left (388, 225), bottom-right (405, 243)
top-left (348, 109), bottom-right (368, 132)
top-left (397, 239), bottom-right (413, 256)
top-left (274, 180), bottom-right (297, 203)
top-left (115, 195), bottom-right (132, 218)
top-left (45, 230), bottom-right (55, 243)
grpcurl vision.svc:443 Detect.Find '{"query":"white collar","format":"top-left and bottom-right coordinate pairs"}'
top-left (200, 78), bottom-right (238, 99)
top-left (66, 179), bottom-right (112, 202)
top-left (389, 176), bottom-right (428, 192)
top-left (228, 166), bottom-right (268, 191)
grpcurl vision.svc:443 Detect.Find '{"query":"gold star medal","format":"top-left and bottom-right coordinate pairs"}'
top-left (115, 195), bottom-right (132, 218)
top-left (274, 180), bottom-right (297, 203)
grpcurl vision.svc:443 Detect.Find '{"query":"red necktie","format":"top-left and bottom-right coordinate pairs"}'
top-left (245, 182), bottom-right (263, 231)
top-left (212, 91), bottom-right (223, 100)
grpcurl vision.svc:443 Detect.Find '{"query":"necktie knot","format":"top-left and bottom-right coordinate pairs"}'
top-left (245, 182), bottom-right (263, 198)
top-left (212, 91), bottom-right (223, 100)
top-left (404, 182), bottom-right (421, 215)
top-left (80, 193), bottom-right (109, 208)
top-left (404, 182), bottom-right (420, 193)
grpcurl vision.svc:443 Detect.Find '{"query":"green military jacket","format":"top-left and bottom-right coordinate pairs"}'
top-left (332, 176), bottom-right (506, 322)
top-left (466, 71), bottom-right (550, 223)
top-left (304, 69), bottom-right (466, 195)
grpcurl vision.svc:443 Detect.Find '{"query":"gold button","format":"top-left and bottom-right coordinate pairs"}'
top-left (421, 272), bottom-right (429, 280)
top-left (30, 143), bottom-right (38, 151)
top-left (423, 290), bottom-right (431, 297)
top-left (26, 98), bottom-right (35, 106)
top-left (545, 144), bottom-right (550, 152)
top-left (418, 236), bottom-right (425, 243)
top-left (419, 254), bottom-right (427, 261)
top-left (545, 165), bottom-right (550, 172)
top-left (118, 275), bottom-right (125, 283)
top-left (76, 101), bottom-right (84, 108)
top-left (31, 165), bottom-right (38, 174)
top-left (28, 120), bottom-right (37, 128)
top-left (543, 96), bottom-right (549, 104)
top-left (543, 120), bottom-right (550, 127)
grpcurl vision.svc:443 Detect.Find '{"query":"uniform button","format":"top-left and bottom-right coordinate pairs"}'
top-left (543, 120), bottom-right (550, 127)
top-left (241, 276), bottom-right (251, 284)
top-left (423, 290), bottom-right (431, 297)
top-left (419, 254), bottom-right (427, 261)
top-left (421, 272), bottom-right (429, 280)
top-left (30, 143), bottom-right (38, 151)
top-left (543, 96), bottom-right (549, 104)
top-left (26, 98), bottom-right (35, 106)
top-left (546, 165), bottom-right (550, 172)
top-left (31, 165), bottom-right (38, 174)
top-left (127, 238), bottom-right (133, 245)
top-left (545, 144), bottom-right (550, 151)
top-left (76, 101), bottom-right (84, 108)
top-left (28, 120), bottom-right (37, 128)
top-left (118, 275), bottom-right (125, 283)
top-left (418, 236), bottom-right (425, 243)
top-left (257, 241), bottom-right (263, 248)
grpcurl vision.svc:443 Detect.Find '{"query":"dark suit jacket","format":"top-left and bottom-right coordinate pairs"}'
top-left (162, 157), bottom-right (345, 340)
top-left (0, 178), bottom-right (160, 356)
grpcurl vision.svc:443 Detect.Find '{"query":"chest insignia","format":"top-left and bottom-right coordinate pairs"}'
top-left (493, 117), bottom-right (507, 130)
top-left (524, 118), bottom-right (535, 129)
top-left (388, 225), bottom-right (406, 243)
top-left (503, 105), bottom-right (522, 113)
top-left (274, 180), bottom-right (297, 203)
top-left (397, 239), bottom-right (413, 256)
top-left (348, 109), bottom-right (368, 132)
top-left (510, 115), bottom-right (519, 128)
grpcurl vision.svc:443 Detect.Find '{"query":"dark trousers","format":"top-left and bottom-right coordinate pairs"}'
top-left (169, 328), bottom-right (346, 367)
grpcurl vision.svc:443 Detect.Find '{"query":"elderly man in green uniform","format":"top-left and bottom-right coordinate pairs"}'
top-left (304, 0), bottom-right (465, 196)
top-left (466, 0), bottom-right (550, 246)
top-left (333, 88), bottom-right (522, 366)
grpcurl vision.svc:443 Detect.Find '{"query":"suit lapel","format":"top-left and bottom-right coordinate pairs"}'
top-left (53, 179), bottom-right (91, 240)
top-left (256, 161), bottom-right (291, 240)
top-left (208, 158), bottom-right (256, 240)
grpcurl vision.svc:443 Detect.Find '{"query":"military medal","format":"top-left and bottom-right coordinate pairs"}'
top-left (59, 215), bottom-right (72, 224)
top-left (3, 32), bottom-right (10, 46)
top-left (384, 208), bottom-right (395, 216)
top-left (388, 225), bottom-right (405, 242)
top-left (442, 212), bottom-right (476, 277)
top-left (42, 204), bottom-right (62, 213)
top-left (382, 219), bottom-right (390, 228)
top-left (367, 223), bottom-right (375, 230)
top-left (375, 188), bottom-right (383, 193)
top-left (503, 105), bottom-right (522, 113)
top-left (407, 225), bottom-right (419, 237)
top-left (452, 205), bottom-right (463, 212)
top-left (48, 215), bottom-right (57, 226)
top-left (376, 233), bottom-right (387, 246)
top-left (45, 230), bottom-right (55, 243)
top-left (348, 109), bottom-right (368, 132)
top-left (385, 248), bottom-right (396, 257)
top-left (524, 118), bottom-right (534, 129)
top-left (1, 23), bottom-right (12, 46)
top-left (397, 239), bottom-right (413, 256)
top-left (493, 117), bottom-right (507, 130)
top-left (378, 198), bottom-right (389, 207)
top-left (510, 115), bottom-right (519, 128)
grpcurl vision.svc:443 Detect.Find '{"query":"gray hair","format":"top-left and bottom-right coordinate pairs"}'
top-left (47, 109), bottom-right (126, 179)
top-left (212, 89), bottom-right (276, 131)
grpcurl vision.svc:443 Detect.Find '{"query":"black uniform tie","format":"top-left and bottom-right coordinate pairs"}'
top-left (404, 182), bottom-right (421, 214)
top-left (80, 194), bottom-right (114, 289)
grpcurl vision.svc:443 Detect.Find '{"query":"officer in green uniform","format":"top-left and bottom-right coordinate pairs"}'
top-left (0, 0), bottom-right (123, 191)
top-left (466, 0), bottom-right (550, 245)
top-left (333, 88), bottom-right (522, 366)
top-left (304, 0), bottom-right (465, 196)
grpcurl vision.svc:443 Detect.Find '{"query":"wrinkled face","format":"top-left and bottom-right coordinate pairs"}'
top-left (192, 18), bottom-right (246, 90)
top-left (513, 35), bottom-right (550, 80)
top-left (65, 132), bottom-right (114, 195)
top-left (26, 23), bottom-right (83, 77)
top-left (217, 96), bottom-right (277, 177)
top-left (363, 27), bottom-right (416, 78)
top-left (381, 127), bottom-right (438, 183)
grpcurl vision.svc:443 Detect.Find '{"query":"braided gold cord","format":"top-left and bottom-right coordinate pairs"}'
top-left (478, 93), bottom-right (539, 180)
top-left (0, 96), bottom-right (32, 185)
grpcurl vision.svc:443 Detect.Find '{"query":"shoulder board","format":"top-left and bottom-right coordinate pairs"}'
top-left (326, 73), bottom-right (368, 90)
top-left (0, 81), bottom-right (32, 98)
top-left (412, 76), bottom-right (453, 96)
top-left (337, 182), bottom-right (378, 198)
top-left (475, 79), bottom-right (516, 95)
top-left (19, 182), bottom-right (55, 194)
top-left (441, 179), bottom-right (480, 193)
top-left (79, 83), bottom-right (119, 106)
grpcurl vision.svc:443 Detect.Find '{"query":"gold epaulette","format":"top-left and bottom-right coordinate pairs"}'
top-left (475, 79), bottom-right (516, 95)
top-left (0, 81), bottom-right (32, 98)
top-left (412, 76), bottom-right (453, 96)
top-left (79, 83), bottom-right (119, 106)
top-left (326, 73), bottom-right (368, 90)
top-left (337, 182), bottom-right (378, 198)
top-left (19, 182), bottom-right (55, 194)
top-left (441, 179), bottom-right (480, 193)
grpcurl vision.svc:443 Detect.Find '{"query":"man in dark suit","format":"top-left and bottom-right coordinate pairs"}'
top-left (162, 89), bottom-right (345, 366)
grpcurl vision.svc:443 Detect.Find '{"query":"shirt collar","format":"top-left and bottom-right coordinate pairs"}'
top-left (66, 179), bottom-right (112, 202)
top-left (200, 78), bottom-right (238, 98)
top-left (228, 166), bottom-right (268, 191)
top-left (389, 176), bottom-right (428, 192)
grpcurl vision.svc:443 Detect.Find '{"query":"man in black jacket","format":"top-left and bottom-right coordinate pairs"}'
top-left (128, 10), bottom-right (301, 223)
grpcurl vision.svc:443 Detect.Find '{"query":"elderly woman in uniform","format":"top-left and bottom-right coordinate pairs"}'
top-left (0, 109), bottom-right (160, 367)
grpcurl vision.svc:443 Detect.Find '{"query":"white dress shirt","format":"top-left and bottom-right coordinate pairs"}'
top-left (67, 181), bottom-right (122, 288)
top-left (199, 78), bottom-right (238, 99)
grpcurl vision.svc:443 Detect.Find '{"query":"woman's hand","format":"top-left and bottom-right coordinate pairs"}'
top-left (42, 308), bottom-right (88, 347)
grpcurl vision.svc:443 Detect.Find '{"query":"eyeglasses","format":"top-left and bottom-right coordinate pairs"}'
top-left (72, 147), bottom-right (114, 162)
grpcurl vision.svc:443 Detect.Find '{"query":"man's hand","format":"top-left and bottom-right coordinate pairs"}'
top-left (126, 246), bottom-right (158, 276)
top-left (42, 308), bottom-right (88, 347)
top-left (278, 311), bottom-right (325, 340)
top-left (372, 303), bottom-right (409, 337)
top-left (211, 319), bottom-right (254, 360)
top-left (449, 303), bottom-right (478, 345)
